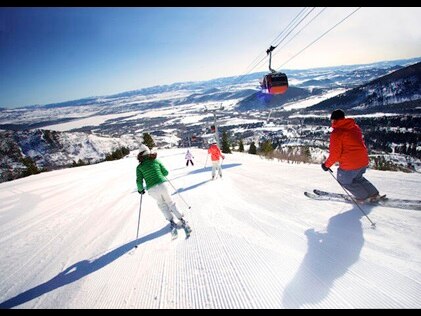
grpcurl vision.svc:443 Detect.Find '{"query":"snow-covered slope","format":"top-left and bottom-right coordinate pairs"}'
top-left (0, 149), bottom-right (420, 308)
top-left (0, 129), bottom-right (143, 182)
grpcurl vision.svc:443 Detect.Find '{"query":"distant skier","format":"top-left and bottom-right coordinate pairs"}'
top-left (321, 109), bottom-right (382, 203)
top-left (207, 140), bottom-right (225, 180)
top-left (136, 144), bottom-right (192, 238)
top-left (185, 149), bottom-right (194, 166)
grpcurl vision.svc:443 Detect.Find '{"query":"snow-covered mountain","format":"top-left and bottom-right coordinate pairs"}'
top-left (0, 129), bottom-right (143, 182)
top-left (0, 149), bottom-right (420, 308)
top-left (0, 57), bottom-right (420, 183)
top-left (305, 61), bottom-right (421, 114)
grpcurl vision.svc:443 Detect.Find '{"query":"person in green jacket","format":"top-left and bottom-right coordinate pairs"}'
top-left (136, 144), bottom-right (191, 235)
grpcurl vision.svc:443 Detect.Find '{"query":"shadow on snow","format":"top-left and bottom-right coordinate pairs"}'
top-left (188, 163), bottom-right (242, 176)
top-left (282, 205), bottom-right (376, 308)
top-left (170, 163), bottom-right (242, 194)
top-left (0, 225), bottom-right (169, 309)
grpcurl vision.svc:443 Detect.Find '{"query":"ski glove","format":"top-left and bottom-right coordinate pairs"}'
top-left (138, 189), bottom-right (146, 195)
top-left (321, 163), bottom-right (329, 172)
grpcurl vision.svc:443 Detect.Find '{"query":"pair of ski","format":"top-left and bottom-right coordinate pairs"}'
top-left (305, 189), bottom-right (421, 211)
top-left (171, 222), bottom-right (192, 240)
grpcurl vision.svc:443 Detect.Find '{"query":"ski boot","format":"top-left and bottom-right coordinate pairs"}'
top-left (368, 193), bottom-right (387, 203)
top-left (357, 193), bottom-right (387, 204)
top-left (180, 218), bottom-right (192, 238)
top-left (169, 219), bottom-right (178, 240)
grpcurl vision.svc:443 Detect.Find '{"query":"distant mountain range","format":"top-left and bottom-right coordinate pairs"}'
top-left (1, 57), bottom-right (420, 183)
top-left (304, 61), bottom-right (421, 114)
top-left (236, 87), bottom-right (316, 111)
top-left (2, 57), bottom-right (419, 112)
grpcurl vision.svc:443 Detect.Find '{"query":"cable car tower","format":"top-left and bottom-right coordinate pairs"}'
top-left (204, 104), bottom-right (224, 147)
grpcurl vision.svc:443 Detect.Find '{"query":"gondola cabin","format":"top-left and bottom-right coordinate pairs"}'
top-left (261, 72), bottom-right (288, 95)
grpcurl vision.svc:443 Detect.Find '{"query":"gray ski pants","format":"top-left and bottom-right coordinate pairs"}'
top-left (337, 167), bottom-right (379, 200)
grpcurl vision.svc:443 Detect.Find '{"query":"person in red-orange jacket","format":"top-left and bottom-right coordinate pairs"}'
top-left (207, 140), bottom-right (225, 180)
top-left (321, 109), bottom-right (382, 203)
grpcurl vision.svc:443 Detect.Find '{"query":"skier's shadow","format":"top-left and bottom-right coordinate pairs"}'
top-left (169, 163), bottom-right (242, 183)
top-left (171, 163), bottom-right (242, 193)
top-left (189, 163), bottom-right (242, 176)
top-left (172, 179), bottom-right (212, 194)
top-left (0, 225), bottom-right (168, 309)
top-left (282, 205), bottom-right (375, 308)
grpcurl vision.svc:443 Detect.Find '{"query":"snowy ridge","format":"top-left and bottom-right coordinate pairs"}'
top-left (0, 149), bottom-right (420, 308)
top-left (0, 129), bottom-right (143, 182)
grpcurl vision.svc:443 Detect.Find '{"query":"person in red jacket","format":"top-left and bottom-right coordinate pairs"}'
top-left (207, 140), bottom-right (225, 180)
top-left (321, 109), bottom-right (381, 203)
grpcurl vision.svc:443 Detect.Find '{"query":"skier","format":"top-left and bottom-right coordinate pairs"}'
top-left (136, 144), bottom-right (192, 238)
top-left (207, 140), bottom-right (225, 180)
top-left (185, 149), bottom-right (194, 166)
top-left (321, 109), bottom-right (382, 203)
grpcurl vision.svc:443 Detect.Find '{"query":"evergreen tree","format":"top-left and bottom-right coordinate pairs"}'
top-left (249, 141), bottom-right (257, 155)
top-left (221, 131), bottom-right (232, 154)
top-left (260, 140), bottom-right (274, 156)
top-left (122, 147), bottom-right (130, 156)
top-left (239, 139), bottom-right (244, 152)
top-left (21, 157), bottom-right (40, 176)
top-left (143, 132), bottom-right (155, 149)
top-left (105, 146), bottom-right (130, 161)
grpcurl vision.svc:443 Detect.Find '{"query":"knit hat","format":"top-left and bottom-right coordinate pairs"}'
top-left (330, 109), bottom-right (345, 120)
top-left (138, 144), bottom-right (150, 157)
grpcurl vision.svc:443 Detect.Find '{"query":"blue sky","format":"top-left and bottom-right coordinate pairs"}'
top-left (1, 7), bottom-right (421, 108)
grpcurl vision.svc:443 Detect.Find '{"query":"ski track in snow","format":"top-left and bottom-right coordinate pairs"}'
top-left (0, 149), bottom-right (420, 308)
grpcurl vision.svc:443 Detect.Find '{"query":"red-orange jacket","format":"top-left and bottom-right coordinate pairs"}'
top-left (208, 144), bottom-right (224, 161)
top-left (324, 118), bottom-right (369, 170)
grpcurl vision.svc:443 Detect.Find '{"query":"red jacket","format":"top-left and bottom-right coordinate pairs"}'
top-left (324, 118), bottom-right (369, 170)
top-left (208, 144), bottom-right (224, 161)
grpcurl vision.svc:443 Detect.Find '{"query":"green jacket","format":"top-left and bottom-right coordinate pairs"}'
top-left (136, 158), bottom-right (168, 191)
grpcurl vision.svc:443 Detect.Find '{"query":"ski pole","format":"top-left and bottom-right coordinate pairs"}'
top-left (135, 194), bottom-right (143, 248)
top-left (165, 177), bottom-right (191, 209)
top-left (328, 168), bottom-right (376, 228)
